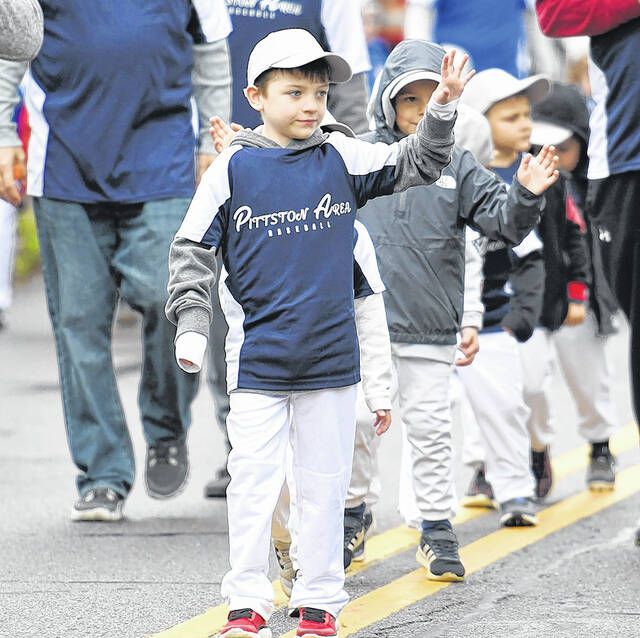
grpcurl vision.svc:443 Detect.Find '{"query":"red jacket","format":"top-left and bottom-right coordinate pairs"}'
top-left (536, 0), bottom-right (640, 36)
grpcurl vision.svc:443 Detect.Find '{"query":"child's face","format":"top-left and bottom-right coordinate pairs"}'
top-left (245, 72), bottom-right (329, 146)
top-left (486, 95), bottom-right (533, 155)
top-left (393, 79), bottom-right (438, 136)
top-left (555, 135), bottom-right (581, 172)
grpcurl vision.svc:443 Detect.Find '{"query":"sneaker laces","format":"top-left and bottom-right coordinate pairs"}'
top-left (149, 442), bottom-right (179, 467)
top-left (84, 488), bottom-right (118, 502)
top-left (301, 608), bottom-right (327, 624)
top-left (422, 527), bottom-right (459, 556)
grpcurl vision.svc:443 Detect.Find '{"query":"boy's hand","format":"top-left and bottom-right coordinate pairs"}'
top-left (517, 145), bottom-right (560, 195)
top-left (432, 50), bottom-right (475, 106)
top-left (374, 409), bottom-right (391, 436)
top-left (0, 146), bottom-right (27, 206)
top-left (210, 116), bottom-right (245, 154)
top-left (455, 327), bottom-right (479, 367)
top-left (564, 302), bottom-right (587, 326)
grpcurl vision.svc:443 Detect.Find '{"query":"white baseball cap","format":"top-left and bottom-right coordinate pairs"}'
top-left (530, 121), bottom-right (573, 147)
top-left (246, 29), bottom-right (352, 87)
top-left (460, 68), bottom-right (550, 115)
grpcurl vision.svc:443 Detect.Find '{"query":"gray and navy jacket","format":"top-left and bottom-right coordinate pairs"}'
top-left (357, 39), bottom-right (546, 347)
top-left (166, 108), bottom-right (454, 393)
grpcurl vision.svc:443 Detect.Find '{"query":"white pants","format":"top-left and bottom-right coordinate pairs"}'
top-left (348, 343), bottom-right (458, 524)
top-left (221, 386), bottom-right (357, 620)
top-left (457, 331), bottom-right (534, 504)
top-left (520, 314), bottom-right (618, 450)
top-left (0, 199), bottom-right (17, 310)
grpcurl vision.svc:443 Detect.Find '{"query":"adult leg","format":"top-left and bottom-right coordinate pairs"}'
top-left (34, 198), bottom-right (133, 497)
top-left (221, 392), bottom-right (291, 621)
top-left (288, 385), bottom-right (357, 617)
top-left (115, 199), bottom-right (199, 446)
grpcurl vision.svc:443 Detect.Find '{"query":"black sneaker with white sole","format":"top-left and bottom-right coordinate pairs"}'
top-left (145, 439), bottom-right (189, 499)
top-left (499, 497), bottom-right (538, 527)
top-left (416, 523), bottom-right (465, 582)
top-left (343, 504), bottom-right (366, 569)
top-left (72, 488), bottom-right (125, 522)
top-left (587, 444), bottom-right (616, 492)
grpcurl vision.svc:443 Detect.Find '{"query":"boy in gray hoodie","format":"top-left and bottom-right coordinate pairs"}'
top-left (344, 39), bottom-right (559, 582)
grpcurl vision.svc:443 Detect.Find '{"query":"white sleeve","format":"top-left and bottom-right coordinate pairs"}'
top-left (321, 0), bottom-right (371, 74)
top-left (355, 293), bottom-right (392, 412)
top-left (191, 0), bottom-right (232, 42)
top-left (461, 228), bottom-right (484, 330)
top-left (354, 220), bottom-right (385, 296)
top-left (403, 0), bottom-right (436, 41)
top-left (512, 228), bottom-right (543, 258)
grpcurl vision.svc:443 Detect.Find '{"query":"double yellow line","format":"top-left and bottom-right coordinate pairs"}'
top-left (151, 422), bottom-right (639, 638)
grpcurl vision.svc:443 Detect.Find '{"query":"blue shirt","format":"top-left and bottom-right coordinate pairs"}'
top-left (433, 0), bottom-right (527, 77)
top-left (177, 133), bottom-right (398, 392)
top-left (26, 1), bottom-right (224, 204)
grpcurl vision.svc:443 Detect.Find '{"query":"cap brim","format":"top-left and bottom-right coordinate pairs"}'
top-left (517, 75), bottom-right (551, 105)
top-left (320, 122), bottom-right (356, 138)
top-left (264, 51), bottom-right (352, 84)
top-left (530, 121), bottom-right (573, 146)
top-left (389, 70), bottom-right (442, 99)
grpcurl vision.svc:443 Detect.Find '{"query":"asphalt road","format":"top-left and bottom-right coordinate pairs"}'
top-left (1, 275), bottom-right (639, 638)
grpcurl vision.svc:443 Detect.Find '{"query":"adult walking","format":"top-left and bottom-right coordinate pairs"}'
top-left (536, 0), bottom-right (640, 544)
top-left (0, 1), bottom-right (232, 521)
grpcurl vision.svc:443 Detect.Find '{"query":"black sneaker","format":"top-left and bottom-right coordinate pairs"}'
top-left (461, 464), bottom-right (497, 509)
top-left (364, 507), bottom-right (375, 537)
top-left (416, 523), bottom-right (465, 581)
top-left (499, 497), bottom-right (538, 527)
top-left (71, 488), bottom-right (124, 522)
top-left (204, 465), bottom-right (231, 498)
top-left (531, 447), bottom-right (553, 499)
top-left (343, 504), bottom-right (366, 569)
top-left (145, 439), bottom-right (189, 499)
top-left (587, 445), bottom-right (616, 492)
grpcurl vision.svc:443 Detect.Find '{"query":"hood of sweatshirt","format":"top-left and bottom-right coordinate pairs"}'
top-left (231, 125), bottom-right (328, 151)
top-left (366, 39), bottom-right (446, 144)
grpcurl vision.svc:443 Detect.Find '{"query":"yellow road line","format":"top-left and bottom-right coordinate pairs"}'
top-left (277, 463), bottom-right (640, 638)
top-left (150, 422), bottom-right (638, 638)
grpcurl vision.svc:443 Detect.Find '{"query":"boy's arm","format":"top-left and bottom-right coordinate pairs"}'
top-left (501, 232), bottom-right (546, 342)
top-left (458, 151), bottom-right (544, 246)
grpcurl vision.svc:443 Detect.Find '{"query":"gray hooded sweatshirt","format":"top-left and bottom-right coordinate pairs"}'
top-left (358, 39), bottom-right (545, 346)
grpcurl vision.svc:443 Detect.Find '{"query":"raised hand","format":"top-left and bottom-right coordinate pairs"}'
top-left (432, 49), bottom-right (475, 106)
top-left (209, 116), bottom-right (245, 154)
top-left (517, 145), bottom-right (560, 195)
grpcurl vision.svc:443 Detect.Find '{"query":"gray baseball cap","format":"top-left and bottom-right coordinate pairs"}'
top-left (461, 68), bottom-right (550, 114)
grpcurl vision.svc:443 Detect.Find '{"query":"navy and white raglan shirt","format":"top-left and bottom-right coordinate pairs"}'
top-left (226, 0), bottom-right (370, 129)
top-left (21, 0), bottom-right (231, 204)
top-left (166, 108), bottom-right (455, 393)
top-left (587, 18), bottom-right (640, 179)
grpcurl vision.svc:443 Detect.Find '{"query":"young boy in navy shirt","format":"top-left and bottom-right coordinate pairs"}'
top-left (166, 28), bottom-right (471, 638)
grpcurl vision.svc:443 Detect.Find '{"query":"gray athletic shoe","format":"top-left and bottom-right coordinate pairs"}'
top-left (416, 523), bottom-right (465, 582)
top-left (71, 488), bottom-right (124, 522)
top-left (273, 540), bottom-right (296, 597)
top-left (587, 450), bottom-right (616, 492)
top-left (145, 440), bottom-right (189, 499)
top-left (500, 497), bottom-right (538, 527)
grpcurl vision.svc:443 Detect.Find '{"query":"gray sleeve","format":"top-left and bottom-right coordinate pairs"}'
top-left (327, 73), bottom-right (370, 135)
top-left (165, 237), bottom-right (218, 342)
top-left (392, 111), bottom-right (455, 193)
top-left (192, 38), bottom-right (232, 155)
top-left (0, 0), bottom-right (43, 62)
top-left (457, 150), bottom-right (544, 246)
top-left (0, 58), bottom-right (27, 147)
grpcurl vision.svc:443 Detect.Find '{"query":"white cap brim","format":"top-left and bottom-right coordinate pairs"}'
top-left (249, 51), bottom-right (352, 86)
top-left (530, 121), bottom-right (573, 146)
top-left (388, 70), bottom-right (441, 99)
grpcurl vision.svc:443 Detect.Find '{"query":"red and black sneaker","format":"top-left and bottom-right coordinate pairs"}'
top-left (216, 608), bottom-right (272, 638)
top-left (296, 607), bottom-right (337, 637)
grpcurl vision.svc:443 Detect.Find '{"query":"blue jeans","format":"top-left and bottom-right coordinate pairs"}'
top-left (34, 197), bottom-right (199, 497)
